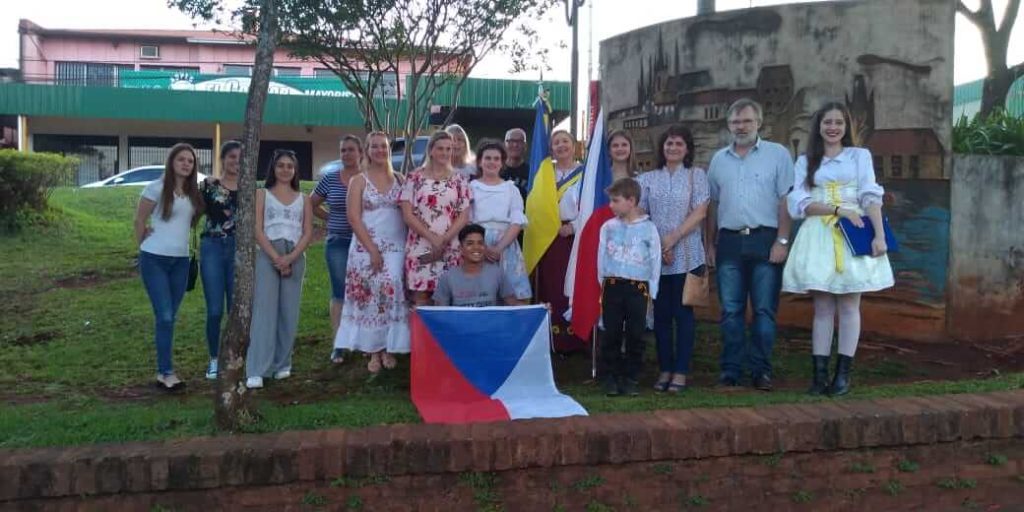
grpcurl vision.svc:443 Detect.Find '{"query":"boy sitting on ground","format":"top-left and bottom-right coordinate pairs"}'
top-left (597, 178), bottom-right (662, 397)
top-left (434, 224), bottom-right (524, 307)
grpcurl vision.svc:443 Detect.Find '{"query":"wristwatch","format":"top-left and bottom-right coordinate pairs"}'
top-left (776, 237), bottom-right (789, 246)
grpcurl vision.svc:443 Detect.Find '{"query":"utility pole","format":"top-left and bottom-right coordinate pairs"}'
top-left (566, 0), bottom-right (585, 139)
top-left (698, 0), bottom-right (715, 15)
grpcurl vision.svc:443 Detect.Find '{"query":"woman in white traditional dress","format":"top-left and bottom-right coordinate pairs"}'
top-left (333, 132), bottom-right (410, 374)
top-left (783, 102), bottom-right (895, 397)
top-left (469, 139), bottom-right (532, 300)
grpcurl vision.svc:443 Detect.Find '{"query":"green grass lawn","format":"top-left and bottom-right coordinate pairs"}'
top-left (0, 186), bottom-right (1021, 449)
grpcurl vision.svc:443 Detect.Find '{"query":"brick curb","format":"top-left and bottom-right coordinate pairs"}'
top-left (2, 390), bottom-right (1022, 502)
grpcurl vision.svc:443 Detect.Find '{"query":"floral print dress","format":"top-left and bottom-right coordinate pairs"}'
top-left (334, 174), bottom-right (410, 354)
top-left (399, 169), bottom-right (472, 292)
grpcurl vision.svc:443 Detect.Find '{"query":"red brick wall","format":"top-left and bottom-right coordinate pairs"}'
top-left (3, 391), bottom-right (1024, 511)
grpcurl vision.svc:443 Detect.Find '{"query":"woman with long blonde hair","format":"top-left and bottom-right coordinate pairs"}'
top-left (446, 124), bottom-right (477, 179)
top-left (400, 130), bottom-right (473, 306)
top-left (334, 132), bottom-right (410, 373)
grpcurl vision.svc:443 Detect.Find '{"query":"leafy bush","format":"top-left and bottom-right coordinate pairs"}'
top-left (0, 150), bottom-right (77, 232)
top-left (953, 109), bottom-right (1024, 156)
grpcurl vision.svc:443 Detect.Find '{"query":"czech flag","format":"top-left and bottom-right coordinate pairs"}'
top-left (565, 109), bottom-right (614, 341)
top-left (522, 87), bottom-right (559, 274)
top-left (410, 305), bottom-right (588, 424)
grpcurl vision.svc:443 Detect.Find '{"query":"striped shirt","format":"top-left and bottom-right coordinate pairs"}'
top-left (312, 170), bottom-right (353, 238)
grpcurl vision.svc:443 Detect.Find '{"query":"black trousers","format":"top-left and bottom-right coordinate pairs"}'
top-left (599, 278), bottom-right (649, 382)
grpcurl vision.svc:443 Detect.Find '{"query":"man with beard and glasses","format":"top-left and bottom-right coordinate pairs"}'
top-left (706, 98), bottom-right (795, 392)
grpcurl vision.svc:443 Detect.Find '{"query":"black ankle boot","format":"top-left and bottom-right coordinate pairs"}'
top-left (829, 355), bottom-right (853, 396)
top-left (808, 355), bottom-right (829, 396)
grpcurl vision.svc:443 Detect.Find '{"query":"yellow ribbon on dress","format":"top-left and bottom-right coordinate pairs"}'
top-left (821, 182), bottom-right (845, 274)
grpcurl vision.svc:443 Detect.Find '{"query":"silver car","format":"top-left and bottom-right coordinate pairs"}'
top-left (81, 165), bottom-right (208, 188)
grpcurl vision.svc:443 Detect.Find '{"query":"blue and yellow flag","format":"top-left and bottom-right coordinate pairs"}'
top-left (523, 88), bottom-right (559, 275)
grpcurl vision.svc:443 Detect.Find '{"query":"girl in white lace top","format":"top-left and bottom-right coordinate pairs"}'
top-left (247, 149), bottom-right (314, 390)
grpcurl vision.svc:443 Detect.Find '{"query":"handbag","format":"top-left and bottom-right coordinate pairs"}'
top-left (186, 229), bottom-right (199, 292)
top-left (681, 168), bottom-right (710, 307)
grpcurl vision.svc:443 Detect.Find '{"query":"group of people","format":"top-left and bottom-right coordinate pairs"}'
top-left (132, 97), bottom-right (894, 399)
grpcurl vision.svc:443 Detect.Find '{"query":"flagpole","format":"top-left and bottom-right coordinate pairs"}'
top-left (591, 327), bottom-right (597, 379)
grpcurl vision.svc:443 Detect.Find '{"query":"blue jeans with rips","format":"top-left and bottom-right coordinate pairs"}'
top-left (715, 228), bottom-right (782, 381)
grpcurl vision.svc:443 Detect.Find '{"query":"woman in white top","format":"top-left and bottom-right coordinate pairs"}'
top-left (246, 149), bottom-right (315, 389)
top-left (783, 102), bottom-right (895, 397)
top-left (446, 124), bottom-right (477, 180)
top-left (334, 132), bottom-right (410, 374)
top-left (132, 143), bottom-right (204, 391)
top-left (470, 139), bottom-right (532, 300)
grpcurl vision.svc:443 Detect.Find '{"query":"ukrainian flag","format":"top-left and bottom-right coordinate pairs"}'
top-left (523, 89), bottom-right (559, 275)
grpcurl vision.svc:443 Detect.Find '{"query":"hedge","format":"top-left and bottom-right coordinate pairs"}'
top-left (0, 150), bottom-right (77, 232)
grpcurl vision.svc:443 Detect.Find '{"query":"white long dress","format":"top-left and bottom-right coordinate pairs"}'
top-left (782, 147), bottom-right (895, 294)
top-left (334, 174), bottom-right (410, 353)
top-left (470, 179), bottom-right (532, 299)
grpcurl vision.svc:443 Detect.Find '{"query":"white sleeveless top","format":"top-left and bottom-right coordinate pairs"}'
top-left (263, 190), bottom-right (304, 243)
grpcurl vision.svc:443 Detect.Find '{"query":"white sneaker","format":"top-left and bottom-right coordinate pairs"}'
top-left (273, 369), bottom-right (291, 380)
top-left (246, 376), bottom-right (264, 389)
top-left (205, 359), bottom-right (218, 380)
top-left (156, 373), bottom-right (185, 391)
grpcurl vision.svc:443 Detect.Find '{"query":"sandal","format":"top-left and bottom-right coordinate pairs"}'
top-left (666, 381), bottom-right (688, 393)
top-left (330, 348), bottom-right (345, 365)
top-left (381, 352), bottom-right (397, 370)
top-left (367, 354), bottom-right (382, 374)
top-left (653, 373), bottom-right (671, 392)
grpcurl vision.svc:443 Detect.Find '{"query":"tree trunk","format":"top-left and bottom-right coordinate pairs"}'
top-left (214, 0), bottom-right (279, 432)
top-left (980, 70), bottom-right (1015, 119)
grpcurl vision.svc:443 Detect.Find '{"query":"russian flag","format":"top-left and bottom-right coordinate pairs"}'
top-left (565, 109), bottom-right (614, 341)
top-left (410, 305), bottom-right (588, 424)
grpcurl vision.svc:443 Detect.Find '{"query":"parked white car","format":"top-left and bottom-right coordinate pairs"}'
top-left (81, 165), bottom-right (208, 188)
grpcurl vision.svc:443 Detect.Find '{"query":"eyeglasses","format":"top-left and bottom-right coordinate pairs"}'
top-left (505, 139), bottom-right (526, 144)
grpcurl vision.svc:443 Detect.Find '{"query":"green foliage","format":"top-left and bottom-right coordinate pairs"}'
top-left (584, 502), bottom-right (613, 512)
top-left (572, 474), bottom-right (605, 491)
top-left (883, 479), bottom-right (904, 497)
top-left (896, 459), bottom-right (919, 473)
top-left (684, 495), bottom-right (709, 507)
top-left (953, 109), bottom-right (1024, 156)
top-left (763, 453), bottom-right (784, 467)
top-left (0, 150), bottom-right (76, 232)
top-left (460, 472), bottom-right (502, 511)
top-left (345, 495), bottom-right (363, 510)
top-left (791, 490), bottom-right (813, 504)
top-left (848, 461), bottom-right (876, 474)
top-left (936, 477), bottom-right (976, 490)
top-left (985, 453), bottom-right (1008, 466)
top-left (301, 491), bottom-right (327, 505)
top-left (651, 463), bottom-right (674, 475)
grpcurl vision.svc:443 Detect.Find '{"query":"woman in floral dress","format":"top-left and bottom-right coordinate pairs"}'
top-left (334, 132), bottom-right (409, 373)
top-left (400, 131), bottom-right (473, 305)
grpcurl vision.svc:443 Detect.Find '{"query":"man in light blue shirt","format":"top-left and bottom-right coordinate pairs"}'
top-left (706, 98), bottom-right (795, 392)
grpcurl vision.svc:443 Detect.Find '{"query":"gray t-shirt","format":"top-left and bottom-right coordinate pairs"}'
top-left (433, 264), bottom-right (514, 307)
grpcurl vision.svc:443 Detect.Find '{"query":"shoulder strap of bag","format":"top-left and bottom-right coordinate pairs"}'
top-left (682, 168), bottom-right (695, 271)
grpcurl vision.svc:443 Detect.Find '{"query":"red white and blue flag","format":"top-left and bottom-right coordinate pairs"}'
top-left (410, 305), bottom-right (588, 424)
top-left (565, 109), bottom-right (614, 341)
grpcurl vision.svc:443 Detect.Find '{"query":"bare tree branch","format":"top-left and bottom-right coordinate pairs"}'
top-left (998, 0), bottom-right (1022, 38)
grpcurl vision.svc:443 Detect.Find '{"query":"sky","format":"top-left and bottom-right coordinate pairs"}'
top-left (2, 0), bottom-right (1021, 86)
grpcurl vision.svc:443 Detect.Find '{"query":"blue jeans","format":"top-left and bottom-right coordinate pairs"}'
top-left (138, 251), bottom-right (190, 375)
top-left (200, 235), bottom-right (235, 358)
top-left (715, 228), bottom-right (782, 380)
top-left (654, 273), bottom-right (696, 374)
top-left (325, 234), bottom-right (352, 301)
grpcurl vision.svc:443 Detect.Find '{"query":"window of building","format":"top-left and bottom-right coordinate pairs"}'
top-left (909, 155), bottom-right (920, 179)
top-left (314, 68), bottom-right (336, 78)
top-left (222, 65), bottom-right (252, 76)
top-left (55, 61), bottom-right (134, 87)
top-left (274, 67), bottom-right (301, 76)
top-left (140, 45), bottom-right (160, 59)
top-left (891, 155), bottom-right (903, 177)
top-left (872, 155), bottom-right (883, 173)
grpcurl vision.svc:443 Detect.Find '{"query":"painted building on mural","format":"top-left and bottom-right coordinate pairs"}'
top-left (600, 0), bottom-right (957, 341)
top-left (2, 19), bottom-right (569, 185)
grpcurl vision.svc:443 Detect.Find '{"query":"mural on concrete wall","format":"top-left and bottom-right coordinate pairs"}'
top-left (600, 0), bottom-right (955, 323)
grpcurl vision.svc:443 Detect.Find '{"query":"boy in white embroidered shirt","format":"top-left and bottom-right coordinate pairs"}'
top-left (597, 178), bottom-right (662, 397)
